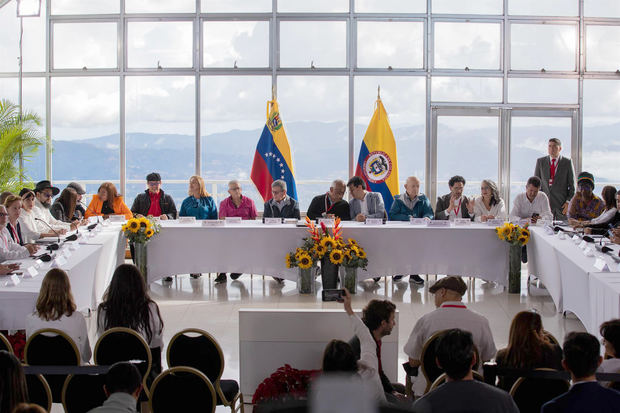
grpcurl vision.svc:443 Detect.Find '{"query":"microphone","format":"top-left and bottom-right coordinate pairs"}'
top-left (582, 235), bottom-right (595, 243)
top-left (35, 217), bottom-right (61, 243)
top-left (87, 223), bottom-right (98, 231)
top-left (35, 253), bottom-right (52, 262)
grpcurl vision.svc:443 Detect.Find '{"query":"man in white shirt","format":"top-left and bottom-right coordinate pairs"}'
top-left (32, 180), bottom-right (74, 234)
top-left (510, 176), bottom-right (554, 223)
top-left (403, 276), bottom-right (496, 396)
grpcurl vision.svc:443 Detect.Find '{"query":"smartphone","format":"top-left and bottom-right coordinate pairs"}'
top-left (322, 289), bottom-right (345, 302)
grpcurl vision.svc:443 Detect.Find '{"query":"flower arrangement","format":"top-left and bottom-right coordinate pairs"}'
top-left (122, 217), bottom-right (160, 244)
top-left (252, 364), bottom-right (319, 408)
top-left (495, 222), bottom-right (530, 246)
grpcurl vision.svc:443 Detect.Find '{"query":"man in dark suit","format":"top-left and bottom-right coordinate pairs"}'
top-left (306, 179), bottom-right (350, 221)
top-left (534, 138), bottom-right (576, 221)
top-left (542, 332), bottom-right (620, 413)
top-left (435, 175), bottom-right (472, 220)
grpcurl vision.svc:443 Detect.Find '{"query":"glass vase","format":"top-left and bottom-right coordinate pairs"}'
top-left (320, 256), bottom-right (339, 290)
top-left (297, 266), bottom-right (317, 295)
top-left (132, 242), bottom-right (148, 281)
top-left (340, 267), bottom-right (358, 294)
top-left (509, 244), bottom-right (522, 294)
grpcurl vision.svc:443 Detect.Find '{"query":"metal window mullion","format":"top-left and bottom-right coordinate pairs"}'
top-left (195, 0), bottom-right (201, 176)
top-left (503, 0), bottom-right (509, 103)
top-left (575, 0), bottom-right (585, 174)
top-left (349, 0), bottom-right (355, 179)
top-left (425, 0), bottom-right (432, 201)
top-left (45, 0), bottom-right (51, 180)
top-left (120, 0), bottom-right (126, 197)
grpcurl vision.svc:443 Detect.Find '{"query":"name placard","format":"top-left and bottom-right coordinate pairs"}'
top-left (557, 232), bottom-right (567, 240)
top-left (486, 219), bottom-right (505, 226)
top-left (109, 215), bottom-right (125, 223)
top-left (201, 220), bottom-right (225, 227)
top-left (34, 259), bottom-right (43, 268)
top-left (264, 218), bottom-right (281, 225)
top-left (594, 258), bottom-right (610, 272)
top-left (178, 216), bottom-right (196, 224)
top-left (318, 218), bottom-right (335, 227)
top-left (225, 217), bottom-right (242, 224)
top-left (427, 220), bottom-right (451, 227)
top-left (579, 240), bottom-right (588, 250)
top-left (88, 216), bottom-right (99, 224)
top-left (23, 266), bottom-right (39, 278)
top-left (4, 274), bottom-right (20, 286)
top-left (52, 256), bottom-right (67, 267)
top-left (454, 218), bottom-right (471, 226)
top-left (583, 246), bottom-right (595, 257)
top-left (365, 218), bottom-right (383, 225)
top-left (283, 218), bottom-right (298, 225)
top-left (572, 235), bottom-right (581, 243)
top-left (409, 218), bottom-right (426, 225)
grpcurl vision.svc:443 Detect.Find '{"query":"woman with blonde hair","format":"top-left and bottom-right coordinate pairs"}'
top-left (25, 268), bottom-right (91, 364)
top-left (85, 182), bottom-right (132, 220)
top-left (179, 175), bottom-right (218, 220)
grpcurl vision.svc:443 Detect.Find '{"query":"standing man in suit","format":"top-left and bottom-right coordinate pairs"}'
top-left (347, 176), bottom-right (386, 222)
top-left (534, 138), bottom-right (575, 221)
top-left (542, 332), bottom-right (620, 413)
top-left (435, 175), bottom-right (472, 220)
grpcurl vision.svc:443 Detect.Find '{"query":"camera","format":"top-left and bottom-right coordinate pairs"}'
top-left (322, 289), bottom-right (345, 302)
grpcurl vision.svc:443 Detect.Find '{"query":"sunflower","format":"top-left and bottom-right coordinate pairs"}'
top-left (347, 238), bottom-right (358, 246)
top-left (329, 249), bottom-right (344, 265)
top-left (145, 228), bottom-right (154, 238)
top-left (357, 248), bottom-right (367, 259)
top-left (315, 244), bottom-right (327, 257)
top-left (298, 253), bottom-right (313, 269)
top-left (285, 253), bottom-right (293, 268)
top-left (320, 236), bottom-right (336, 250)
top-left (343, 249), bottom-right (352, 260)
top-left (518, 236), bottom-right (529, 245)
top-left (496, 224), bottom-right (510, 240)
top-left (121, 224), bottom-right (127, 232)
top-left (138, 217), bottom-right (150, 227)
top-left (127, 219), bottom-right (140, 233)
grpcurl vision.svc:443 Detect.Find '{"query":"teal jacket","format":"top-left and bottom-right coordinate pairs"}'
top-left (389, 194), bottom-right (434, 221)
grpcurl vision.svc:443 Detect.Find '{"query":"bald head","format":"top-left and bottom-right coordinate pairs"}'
top-left (404, 177), bottom-right (421, 199)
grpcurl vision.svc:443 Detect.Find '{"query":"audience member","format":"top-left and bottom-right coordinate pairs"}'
top-left (434, 176), bottom-right (471, 221)
top-left (87, 362), bottom-right (142, 413)
top-left (26, 268), bottom-right (91, 363)
top-left (510, 176), bottom-right (553, 223)
top-left (131, 172), bottom-right (177, 220)
top-left (12, 403), bottom-right (47, 413)
top-left (4, 195), bottom-right (39, 251)
top-left (306, 179), bottom-right (350, 221)
top-left (534, 138), bottom-right (575, 220)
top-left (348, 299), bottom-right (406, 402)
top-left (598, 319), bottom-right (620, 385)
top-left (0, 205), bottom-right (35, 260)
top-left (66, 182), bottom-right (87, 221)
top-left (322, 289), bottom-right (386, 403)
top-left (179, 175), bottom-right (218, 220)
top-left (17, 189), bottom-right (57, 242)
top-left (50, 187), bottom-right (79, 223)
top-left (404, 276), bottom-right (496, 395)
top-left (468, 179), bottom-right (506, 223)
top-left (32, 180), bottom-right (76, 233)
top-left (495, 311), bottom-right (562, 391)
top-left (568, 172), bottom-right (605, 223)
top-left (97, 264), bottom-right (164, 375)
top-left (411, 329), bottom-right (518, 413)
top-left (218, 180), bottom-right (257, 220)
top-left (0, 350), bottom-right (29, 413)
top-left (347, 176), bottom-right (385, 222)
top-left (263, 180), bottom-right (300, 219)
top-left (86, 182), bottom-right (133, 220)
top-left (541, 332), bottom-right (620, 413)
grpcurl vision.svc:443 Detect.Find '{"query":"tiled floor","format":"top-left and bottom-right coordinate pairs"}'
top-left (73, 269), bottom-right (585, 412)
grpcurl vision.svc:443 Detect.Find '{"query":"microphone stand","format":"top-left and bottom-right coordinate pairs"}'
top-left (34, 217), bottom-right (60, 245)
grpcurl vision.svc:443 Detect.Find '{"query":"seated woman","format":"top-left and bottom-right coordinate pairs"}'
top-left (4, 195), bottom-right (39, 254)
top-left (582, 187), bottom-right (619, 235)
top-left (568, 172), bottom-right (605, 223)
top-left (467, 179), bottom-right (506, 222)
top-left (97, 264), bottom-right (164, 375)
top-left (179, 175), bottom-right (217, 220)
top-left (0, 205), bottom-right (35, 260)
top-left (25, 268), bottom-right (91, 364)
top-left (321, 289), bottom-right (386, 403)
top-left (17, 189), bottom-right (57, 242)
top-left (495, 311), bottom-right (562, 391)
top-left (0, 350), bottom-right (29, 413)
top-left (598, 319), bottom-right (620, 386)
top-left (50, 187), bottom-right (78, 223)
top-left (85, 182), bottom-right (133, 220)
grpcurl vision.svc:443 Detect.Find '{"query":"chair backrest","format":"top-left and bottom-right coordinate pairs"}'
top-left (421, 330), bottom-right (446, 393)
top-left (167, 329), bottom-right (224, 384)
top-left (62, 374), bottom-right (108, 413)
top-left (149, 367), bottom-right (216, 413)
top-left (94, 327), bottom-right (152, 395)
top-left (0, 332), bottom-right (12, 354)
top-left (25, 374), bottom-right (52, 412)
top-left (429, 371), bottom-right (485, 391)
top-left (509, 368), bottom-right (570, 413)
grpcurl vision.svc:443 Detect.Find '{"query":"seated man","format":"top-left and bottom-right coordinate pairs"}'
top-left (434, 176), bottom-right (472, 221)
top-left (263, 180), bottom-right (300, 220)
top-left (66, 182), bottom-right (87, 221)
top-left (404, 276), bottom-right (496, 396)
top-left (131, 172), bottom-right (177, 220)
top-left (510, 176), bottom-right (553, 223)
top-left (306, 179), bottom-right (350, 221)
top-left (348, 299), bottom-right (406, 403)
top-left (32, 180), bottom-right (76, 234)
top-left (412, 329), bottom-right (518, 413)
top-left (389, 176), bottom-right (433, 284)
top-left (88, 361), bottom-right (142, 413)
top-left (542, 332), bottom-right (620, 413)
top-left (347, 176), bottom-right (385, 222)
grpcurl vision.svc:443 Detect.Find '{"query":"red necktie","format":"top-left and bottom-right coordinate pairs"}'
top-left (550, 158), bottom-right (557, 183)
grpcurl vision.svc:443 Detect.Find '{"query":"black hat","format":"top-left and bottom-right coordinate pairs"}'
top-left (146, 172), bottom-right (161, 182)
top-left (19, 188), bottom-right (35, 198)
top-left (428, 276), bottom-right (468, 296)
top-left (34, 180), bottom-right (60, 196)
top-left (67, 182), bottom-right (86, 195)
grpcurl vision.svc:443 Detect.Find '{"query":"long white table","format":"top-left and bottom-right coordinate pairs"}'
top-left (147, 221), bottom-right (510, 285)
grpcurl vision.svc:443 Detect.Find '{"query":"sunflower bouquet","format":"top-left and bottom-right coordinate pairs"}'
top-left (122, 217), bottom-right (161, 244)
top-left (495, 222), bottom-right (530, 246)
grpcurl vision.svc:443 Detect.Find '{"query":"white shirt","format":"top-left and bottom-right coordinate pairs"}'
top-left (26, 311), bottom-right (92, 364)
top-left (97, 302), bottom-right (164, 349)
top-left (447, 197), bottom-right (465, 220)
top-left (349, 314), bottom-right (386, 403)
top-left (360, 192), bottom-right (369, 216)
top-left (17, 209), bottom-right (42, 243)
top-left (590, 207), bottom-right (618, 225)
top-left (0, 227), bottom-right (29, 261)
top-left (33, 198), bottom-right (70, 232)
top-left (510, 192), bottom-right (553, 222)
top-left (473, 196), bottom-right (507, 222)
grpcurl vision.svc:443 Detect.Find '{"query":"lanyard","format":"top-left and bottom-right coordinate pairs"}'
top-left (442, 304), bottom-right (467, 309)
top-left (8, 223), bottom-right (20, 245)
top-left (324, 193), bottom-right (335, 214)
top-left (454, 199), bottom-right (462, 217)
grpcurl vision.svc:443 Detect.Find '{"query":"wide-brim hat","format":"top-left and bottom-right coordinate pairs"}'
top-left (34, 180), bottom-right (60, 196)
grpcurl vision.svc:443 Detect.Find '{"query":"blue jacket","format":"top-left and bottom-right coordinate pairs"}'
top-left (389, 194), bottom-right (434, 221)
top-left (542, 381), bottom-right (620, 413)
top-left (179, 196), bottom-right (218, 220)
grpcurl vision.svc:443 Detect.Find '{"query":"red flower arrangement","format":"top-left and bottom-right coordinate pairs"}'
top-left (7, 331), bottom-right (26, 361)
top-left (252, 364), bottom-right (319, 407)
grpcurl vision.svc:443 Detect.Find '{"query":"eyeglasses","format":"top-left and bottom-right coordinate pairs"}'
top-left (0, 213), bottom-right (8, 217)
top-left (42, 193), bottom-right (53, 198)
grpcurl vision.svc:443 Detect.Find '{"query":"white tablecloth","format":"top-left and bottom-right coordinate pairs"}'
top-left (146, 221), bottom-right (510, 285)
top-left (589, 272), bottom-right (620, 338)
top-left (0, 243), bottom-right (102, 330)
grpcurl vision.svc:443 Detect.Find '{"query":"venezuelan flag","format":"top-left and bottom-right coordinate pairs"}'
top-left (251, 100), bottom-right (298, 202)
top-left (355, 98), bottom-right (399, 213)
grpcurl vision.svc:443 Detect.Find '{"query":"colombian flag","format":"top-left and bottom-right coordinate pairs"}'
top-left (251, 100), bottom-right (298, 202)
top-left (355, 98), bottom-right (399, 213)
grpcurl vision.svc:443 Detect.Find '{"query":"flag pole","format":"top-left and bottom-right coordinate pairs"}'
top-left (377, 85), bottom-right (380, 100)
